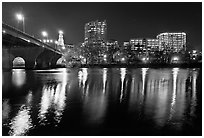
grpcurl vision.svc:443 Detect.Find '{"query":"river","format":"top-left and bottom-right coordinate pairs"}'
top-left (2, 67), bottom-right (202, 136)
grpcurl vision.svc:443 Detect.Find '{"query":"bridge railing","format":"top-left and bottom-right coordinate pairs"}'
top-left (2, 22), bottom-right (63, 55)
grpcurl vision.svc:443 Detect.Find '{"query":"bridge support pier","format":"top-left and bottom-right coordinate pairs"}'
top-left (2, 49), bottom-right (14, 70)
top-left (25, 60), bottom-right (36, 69)
top-left (36, 49), bottom-right (62, 69)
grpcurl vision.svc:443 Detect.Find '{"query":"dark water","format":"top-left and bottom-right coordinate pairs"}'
top-left (2, 68), bottom-right (202, 136)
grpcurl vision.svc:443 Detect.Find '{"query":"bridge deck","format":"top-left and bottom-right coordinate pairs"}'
top-left (2, 23), bottom-right (63, 55)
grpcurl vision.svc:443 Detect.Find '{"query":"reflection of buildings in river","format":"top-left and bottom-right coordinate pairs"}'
top-left (169, 68), bottom-right (179, 120)
top-left (109, 68), bottom-right (121, 102)
top-left (168, 68), bottom-right (189, 128)
top-left (8, 91), bottom-right (33, 136)
top-left (129, 68), bottom-right (191, 128)
top-left (145, 68), bottom-right (189, 128)
top-left (78, 68), bottom-right (88, 95)
top-left (128, 68), bottom-right (148, 111)
top-left (82, 69), bottom-right (107, 124)
top-left (129, 69), bottom-right (143, 112)
top-left (145, 69), bottom-right (171, 127)
top-left (120, 68), bottom-right (126, 102)
top-left (141, 68), bottom-right (148, 95)
top-left (189, 69), bottom-right (198, 117)
top-left (12, 69), bottom-right (26, 88)
top-left (103, 68), bottom-right (107, 94)
top-left (38, 70), bottom-right (67, 125)
top-left (78, 70), bottom-right (83, 88)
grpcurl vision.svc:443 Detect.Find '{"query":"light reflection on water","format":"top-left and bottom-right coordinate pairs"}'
top-left (38, 68), bottom-right (67, 126)
top-left (8, 91), bottom-right (33, 136)
top-left (120, 68), bottom-right (126, 102)
top-left (2, 68), bottom-right (201, 135)
top-left (12, 69), bottom-right (26, 87)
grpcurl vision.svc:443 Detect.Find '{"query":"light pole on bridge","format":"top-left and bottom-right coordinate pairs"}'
top-left (16, 13), bottom-right (25, 33)
top-left (42, 31), bottom-right (48, 43)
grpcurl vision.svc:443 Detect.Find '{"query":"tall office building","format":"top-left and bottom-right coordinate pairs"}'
top-left (157, 32), bottom-right (186, 53)
top-left (84, 20), bottom-right (107, 44)
top-left (84, 20), bottom-right (107, 63)
top-left (129, 38), bottom-right (159, 53)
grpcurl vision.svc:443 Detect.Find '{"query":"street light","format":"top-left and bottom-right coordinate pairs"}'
top-left (54, 40), bottom-right (58, 50)
top-left (55, 40), bottom-right (58, 44)
top-left (42, 31), bottom-right (48, 38)
top-left (16, 13), bottom-right (25, 32)
top-left (41, 31), bottom-right (48, 43)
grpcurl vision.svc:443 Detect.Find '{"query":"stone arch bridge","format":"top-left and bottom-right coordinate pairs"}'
top-left (2, 23), bottom-right (63, 70)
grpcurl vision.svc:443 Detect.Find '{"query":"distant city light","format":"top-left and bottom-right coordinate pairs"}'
top-left (121, 58), bottom-right (125, 61)
top-left (55, 41), bottom-right (58, 44)
top-left (50, 39), bottom-right (53, 43)
top-left (173, 57), bottom-right (179, 61)
top-left (43, 39), bottom-right (46, 43)
top-left (3, 30), bottom-right (6, 33)
top-left (192, 50), bottom-right (197, 53)
top-left (82, 58), bottom-right (86, 63)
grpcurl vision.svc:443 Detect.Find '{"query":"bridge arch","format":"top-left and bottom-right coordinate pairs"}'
top-left (50, 54), bottom-right (63, 68)
top-left (56, 57), bottom-right (66, 65)
top-left (13, 57), bottom-right (25, 68)
top-left (36, 49), bottom-right (63, 69)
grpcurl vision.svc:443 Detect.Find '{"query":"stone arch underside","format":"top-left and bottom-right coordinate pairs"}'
top-left (36, 49), bottom-right (62, 69)
top-left (3, 46), bottom-right (44, 69)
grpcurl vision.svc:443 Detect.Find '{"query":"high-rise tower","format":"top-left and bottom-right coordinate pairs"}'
top-left (84, 20), bottom-right (107, 44)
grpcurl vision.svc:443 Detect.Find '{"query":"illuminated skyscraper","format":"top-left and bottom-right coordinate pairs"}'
top-left (157, 32), bottom-right (186, 53)
top-left (84, 20), bottom-right (107, 44)
top-left (84, 20), bottom-right (107, 64)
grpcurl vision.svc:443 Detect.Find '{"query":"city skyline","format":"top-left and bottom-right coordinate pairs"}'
top-left (2, 2), bottom-right (202, 51)
top-left (2, 2), bottom-right (202, 136)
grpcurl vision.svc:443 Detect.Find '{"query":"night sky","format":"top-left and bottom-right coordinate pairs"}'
top-left (2, 2), bottom-right (202, 51)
